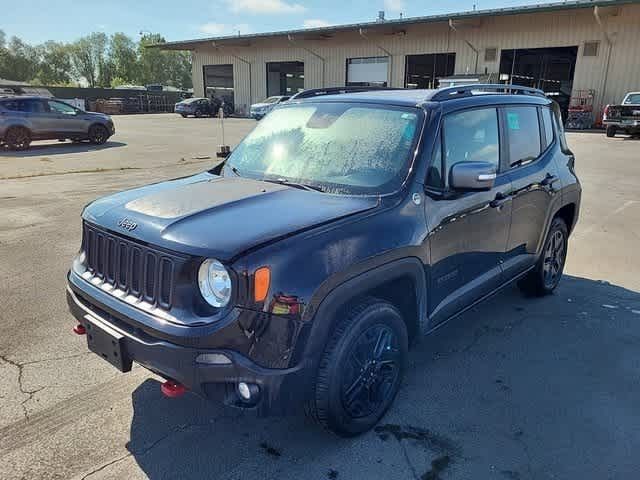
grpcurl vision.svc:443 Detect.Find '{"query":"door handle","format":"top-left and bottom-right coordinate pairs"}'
top-left (490, 192), bottom-right (509, 209)
top-left (541, 173), bottom-right (559, 187)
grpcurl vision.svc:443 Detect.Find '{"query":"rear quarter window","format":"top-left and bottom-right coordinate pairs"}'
top-left (541, 107), bottom-right (555, 149)
top-left (505, 106), bottom-right (541, 166)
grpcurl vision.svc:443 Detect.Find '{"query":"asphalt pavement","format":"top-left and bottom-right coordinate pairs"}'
top-left (1, 115), bottom-right (639, 480)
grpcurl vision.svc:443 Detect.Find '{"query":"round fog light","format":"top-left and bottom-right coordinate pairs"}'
top-left (237, 382), bottom-right (260, 402)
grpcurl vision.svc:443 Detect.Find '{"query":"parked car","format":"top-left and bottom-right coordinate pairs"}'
top-left (0, 96), bottom-right (114, 150)
top-left (603, 91), bottom-right (640, 137)
top-left (249, 95), bottom-right (290, 120)
top-left (67, 85), bottom-right (580, 437)
top-left (175, 97), bottom-right (234, 118)
top-left (175, 97), bottom-right (216, 118)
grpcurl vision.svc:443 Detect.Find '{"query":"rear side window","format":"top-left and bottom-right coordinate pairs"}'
top-left (21, 100), bottom-right (47, 113)
top-left (505, 107), bottom-right (541, 166)
top-left (442, 108), bottom-right (499, 187)
top-left (541, 107), bottom-right (555, 149)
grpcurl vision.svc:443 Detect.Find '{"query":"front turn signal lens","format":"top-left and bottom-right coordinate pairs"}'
top-left (254, 267), bottom-right (271, 302)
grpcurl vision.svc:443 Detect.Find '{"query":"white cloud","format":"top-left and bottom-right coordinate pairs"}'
top-left (383, 0), bottom-right (405, 13)
top-left (303, 19), bottom-right (332, 28)
top-left (223, 0), bottom-right (306, 14)
top-left (199, 23), bottom-right (252, 36)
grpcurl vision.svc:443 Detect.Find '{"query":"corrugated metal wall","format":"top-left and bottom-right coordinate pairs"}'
top-left (191, 4), bottom-right (640, 116)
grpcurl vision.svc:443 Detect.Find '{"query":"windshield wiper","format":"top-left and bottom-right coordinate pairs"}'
top-left (262, 177), bottom-right (324, 192)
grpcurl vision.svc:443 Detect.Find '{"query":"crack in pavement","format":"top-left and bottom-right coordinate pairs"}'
top-left (80, 423), bottom-right (205, 480)
top-left (0, 354), bottom-right (42, 420)
top-left (0, 352), bottom-right (92, 419)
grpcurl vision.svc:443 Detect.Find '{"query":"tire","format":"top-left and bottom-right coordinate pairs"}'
top-left (518, 217), bottom-right (569, 296)
top-left (306, 299), bottom-right (408, 437)
top-left (194, 109), bottom-right (204, 118)
top-left (88, 124), bottom-right (109, 145)
top-left (606, 125), bottom-right (617, 138)
top-left (5, 127), bottom-right (31, 151)
top-left (180, 114), bottom-right (187, 118)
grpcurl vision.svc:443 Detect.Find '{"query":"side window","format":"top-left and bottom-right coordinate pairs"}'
top-left (48, 100), bottom-right (77, 115)
top-left (426, 134), bottom-right (443, 188)
top-left (2, 100), bottom-right (20, 111)
top-left (23, 100), bottom-right (47, 113)
top-left (551, 102), bottom-right (570, 153)
top-left (505, 106), bottom-right (541, 167)
top-left (443, 108), bottom-right (499, 187)
top-left (541, 107), bottom-right (555, 149)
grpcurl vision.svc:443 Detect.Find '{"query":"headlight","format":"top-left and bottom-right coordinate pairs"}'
top-left (198, 258), bottom-right (232, 307)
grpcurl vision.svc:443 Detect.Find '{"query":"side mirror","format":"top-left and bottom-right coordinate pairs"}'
top-left (450, 161), bottom-right (497, 190)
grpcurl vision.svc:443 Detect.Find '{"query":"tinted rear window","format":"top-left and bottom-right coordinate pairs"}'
top-left (541, 107), bottom-right (555, 149)
top-left (505, 107), bottom-right (541, 166)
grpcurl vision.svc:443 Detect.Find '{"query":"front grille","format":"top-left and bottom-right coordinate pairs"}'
top-left (82, 222), bottom-right (181, 310)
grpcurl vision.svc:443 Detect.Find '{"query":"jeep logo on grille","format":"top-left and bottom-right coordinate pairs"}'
top-left (117, 218), bottom-right (137, 231)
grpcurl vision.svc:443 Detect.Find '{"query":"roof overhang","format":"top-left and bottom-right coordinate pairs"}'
top-left (149, 0), bottom-right (638, 51)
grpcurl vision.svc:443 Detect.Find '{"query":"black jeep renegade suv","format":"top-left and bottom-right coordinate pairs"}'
top-left (67, 85), bottom-right (581, 436)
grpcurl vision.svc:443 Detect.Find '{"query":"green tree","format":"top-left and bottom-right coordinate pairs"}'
top-left (137, 34), bottom-right (192, 89)
top-left (0, 36), bottom-right (39, 81)
top-left (35, 41), bottom-right (72, 85)
top-left (110, 32), bottom-right (138, 83)
top-left (69, 32), bottom-right (110, 87)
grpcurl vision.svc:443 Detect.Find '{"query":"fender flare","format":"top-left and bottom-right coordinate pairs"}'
top-left (295, 257), bottom-right (427, 377)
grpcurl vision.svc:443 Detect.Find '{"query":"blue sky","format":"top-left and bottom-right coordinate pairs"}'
top-left (2, 0), bottom-right (552, 44)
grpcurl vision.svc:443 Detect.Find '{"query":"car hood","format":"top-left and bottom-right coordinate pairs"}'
top-left (85, 111), bottom-right (112, 121)
top-left (251, 103), bottom-right (272, 109)
top-left (82, 172), bottom-right (378, 260)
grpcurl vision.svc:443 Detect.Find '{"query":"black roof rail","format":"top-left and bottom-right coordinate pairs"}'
top-left (289, 86), bottom-right (405, 100)
top-left (430, 84), bottom-right (546, 101)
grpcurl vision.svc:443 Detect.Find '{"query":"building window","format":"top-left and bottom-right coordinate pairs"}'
top-left (266, 62), bottom-right (304, 96)
top-left (346, 57), bottom-right (388, 87)
top-left (404, 53), bottom-right (455, 89)
top-left (583, 41), bottom-right (599, 57)
top-left (485, 48), bottom-right (498, 62)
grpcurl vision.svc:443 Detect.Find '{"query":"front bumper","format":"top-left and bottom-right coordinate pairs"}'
top-left (66, 274), bottom-right (312, 415)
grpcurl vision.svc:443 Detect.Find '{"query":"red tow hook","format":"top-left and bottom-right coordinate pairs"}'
top-left (161, 380), bottom-right (187, 398)
top-left (73, 324), bottom-right (87, 335)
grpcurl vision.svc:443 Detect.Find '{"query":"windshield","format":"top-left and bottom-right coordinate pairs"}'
top-left (623, 93), bottom-right (640, 104)
top-left (264, 97), bottom-right (282, 104)
top-left (182, 98), bottom-right (204, 104)
top-left (224, 102), bottom-right (422, 195)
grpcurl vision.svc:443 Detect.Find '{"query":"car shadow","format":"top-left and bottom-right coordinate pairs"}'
top-left (0, 140), bottom-right (126, 157)
top-left (125, 275), bottom-right (640, 480)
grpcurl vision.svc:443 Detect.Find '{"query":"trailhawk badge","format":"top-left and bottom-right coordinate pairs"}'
top-left (117, 218), bottom-right (137, 231)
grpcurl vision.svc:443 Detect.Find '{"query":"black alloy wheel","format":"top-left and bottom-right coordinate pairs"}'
top-left (88, 125), bottom-right (109, 145)
top-left (518, 217), bottom-right (568, 296)
top-left (307, 299), bottom-right (408, 437)
top-left (6, 127), bottom-right (31, 151)
top-left (542, 228), bottom-right (566, 289)
top-left (341, 324), bottom-right (401, 419)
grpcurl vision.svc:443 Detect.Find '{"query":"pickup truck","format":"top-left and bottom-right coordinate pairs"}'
top-left (603, 91), bottom-right (640, 137)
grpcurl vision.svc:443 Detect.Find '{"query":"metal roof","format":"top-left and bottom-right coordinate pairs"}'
top-left (153, 0), bottom-right (639, 50)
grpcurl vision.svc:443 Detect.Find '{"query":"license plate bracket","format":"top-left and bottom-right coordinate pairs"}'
top-left (85, 314), bottom-right (132, 372)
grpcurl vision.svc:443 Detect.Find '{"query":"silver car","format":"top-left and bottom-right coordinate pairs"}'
top-left (249, 95), bottom-right (290, 120)
top-left (0, 96), bottom-right (115, 150)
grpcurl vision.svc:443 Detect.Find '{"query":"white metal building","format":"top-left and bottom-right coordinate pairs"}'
top-left (158, 0), bottom-right (640, 119)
